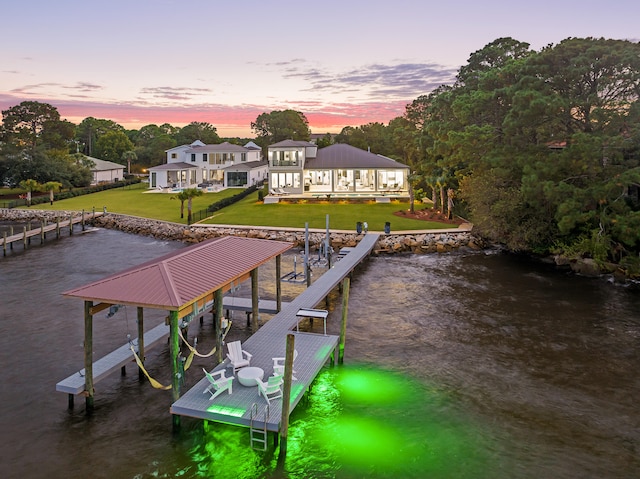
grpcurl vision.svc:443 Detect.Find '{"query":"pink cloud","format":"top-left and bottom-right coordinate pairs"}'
top-left (0, 93), bottom-right (409, 137)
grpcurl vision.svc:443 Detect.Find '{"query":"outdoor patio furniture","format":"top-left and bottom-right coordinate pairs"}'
top-left (272, 349), bottom-right (298, 380)
top-left (226, 340), bottom-right (252, 373)
top-left (256, 373), bottom-right (283, 403)
top-left (202, 368), bottom-right (234, 400)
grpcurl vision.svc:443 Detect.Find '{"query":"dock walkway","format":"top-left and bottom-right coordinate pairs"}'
top-left (56, 322), bottom-right (170, 395)
top-left (170, 233), bottom-right (380, 432)
top-left (2, 211), bottom-right (103, 255)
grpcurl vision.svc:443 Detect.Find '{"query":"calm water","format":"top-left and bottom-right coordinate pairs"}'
top-left (0, 226), bottom-right (638, 479)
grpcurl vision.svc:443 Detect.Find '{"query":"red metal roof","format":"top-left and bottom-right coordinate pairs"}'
top-left (63, 236), bottom-right (293, 310)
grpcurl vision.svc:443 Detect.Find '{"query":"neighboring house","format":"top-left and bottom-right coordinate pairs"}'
top-left (149, 140), bottom-right (266, 189)
top-left (86, 156), bottom-right (125, 185)
top-left (267, 141), bottom-right (410, 197)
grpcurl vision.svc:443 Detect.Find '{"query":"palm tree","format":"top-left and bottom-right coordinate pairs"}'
top-left (121, 150), bottom-right (137, 176)
top-left (185, 188), bottom-right (203, 224)
top-left (171, 188), bottom-right (203, 223)
top-left (407, 171), bottom-right (422, 214)
top-left (19, 179), bottom-right (41, 206)
top-left (42, 181), bottom-right (63, 205)
top-left (171, 190), bottom-right (190, 219)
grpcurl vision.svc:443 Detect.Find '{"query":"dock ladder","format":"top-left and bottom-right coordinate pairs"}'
top-left (249, 402), bottom-right (269, 451)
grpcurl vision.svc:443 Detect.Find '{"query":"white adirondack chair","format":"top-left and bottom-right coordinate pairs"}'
top-left (256, 374), bottom-right (283, 403)
top-left (226, 340), bottom-right (252, 373)
top-left (202, 368), bottom-right (233, 400)
top-left (272, 349), bottom-right (298, 380)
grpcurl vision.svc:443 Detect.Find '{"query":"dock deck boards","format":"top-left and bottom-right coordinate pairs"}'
top-left (170, 233), bottom-right (380, 431)
top-left (56, 322), bottom-right (169, 395)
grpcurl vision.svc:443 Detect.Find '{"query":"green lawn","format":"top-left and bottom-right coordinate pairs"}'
top-left (26, 183), bottom-right (451, 231)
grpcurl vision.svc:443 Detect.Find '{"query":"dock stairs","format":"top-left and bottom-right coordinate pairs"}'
top-left (249, 402), bottom-right (269, 451)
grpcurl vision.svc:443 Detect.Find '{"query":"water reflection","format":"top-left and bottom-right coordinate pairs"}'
top-left (1, 227), bottom-right (638, 479)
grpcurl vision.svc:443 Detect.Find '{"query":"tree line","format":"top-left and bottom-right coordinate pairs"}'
top-left (2, 36), bottom-right (639, 272)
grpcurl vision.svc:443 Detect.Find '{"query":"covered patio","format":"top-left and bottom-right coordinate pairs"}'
top-left (61, 236), bottom-right (293, 426)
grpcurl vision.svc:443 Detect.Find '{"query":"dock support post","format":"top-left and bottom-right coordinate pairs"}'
top-left (305, 223), bottom-right (311, 287)
top-left (81, 209), bottom-right (85, 231)
top-left (84, 300), bottom-right (95, 412)
top-left (169, 310), bottom-right (181, 431)
top-left (326, 214), bottom-right (331, 269)
top-left (27, 222), bottom-right (31, 245)
top-left (276, 255), bottom-right (282, 312)
top-left (10, 226), bottom-right (13, 250)
top-left (40, 220), bottom-right (45, 244)
top-left (251, 268), bottom-right (259, 333)
top-left (215, 288), bottom-right (223, 365)
top-left (3, 231), bottom-right (6, 256)
top-left (69, 214), bottom-right (73, 235)
top-left (137, 307), bottom-right (145, 381)
top-left (278, 333), bottom-right (295, 464)
top-left (56, 217), bottom-right (60, 239)
top-left (339, 276), bottom-right (350, 365)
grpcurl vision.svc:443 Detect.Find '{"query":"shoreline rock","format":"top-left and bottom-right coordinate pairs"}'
top-left (0, 208), bottom-right (485, 255)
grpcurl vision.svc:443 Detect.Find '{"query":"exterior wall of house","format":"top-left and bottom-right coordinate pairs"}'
top-left (93, 168), bottom-right (124, 184)
top-left (268, 146), bottom-right (306, 193)
top-left (165, 142), bottom-right (262, 187)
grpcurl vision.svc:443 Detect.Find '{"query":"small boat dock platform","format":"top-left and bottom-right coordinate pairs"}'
top-left (170, 233), bottom-right (380, 432)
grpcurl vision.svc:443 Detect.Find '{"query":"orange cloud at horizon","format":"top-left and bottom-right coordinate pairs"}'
top-left (0, 94), bottom-right (410, 138)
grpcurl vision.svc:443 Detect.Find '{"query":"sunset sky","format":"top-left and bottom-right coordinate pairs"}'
top-left (2, 0), bottom-right (639, 137)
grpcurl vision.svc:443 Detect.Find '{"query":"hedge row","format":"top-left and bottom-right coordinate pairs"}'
top-left (27, 179), bottom-right (142, 206)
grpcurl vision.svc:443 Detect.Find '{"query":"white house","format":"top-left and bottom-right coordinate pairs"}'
top-left (148, 140), bottom-right (267, 189)
top-left (86, 156), bottom-right (125, 185)
top-left (267, 141), bottom-right (410, 197)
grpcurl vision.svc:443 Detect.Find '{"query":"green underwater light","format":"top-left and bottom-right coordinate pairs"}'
top-left (191, 364), bottom-right (495, 479)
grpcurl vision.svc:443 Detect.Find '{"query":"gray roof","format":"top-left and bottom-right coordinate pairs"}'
top-left (306, 143), bottom-right (409, 169)
top-left (191, 141), bottom-right (250, 153)
top-left (269, 140), bottom-right (316, 148)
top-left (86, 156), bottom-right (125, 172)
top-left (223, 160), bottom-right (268, 171)
top-left (147, 162), bottom-right (198, 171)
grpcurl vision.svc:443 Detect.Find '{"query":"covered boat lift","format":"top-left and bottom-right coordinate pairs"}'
top-left (61, 236), bottom-right (293, 426)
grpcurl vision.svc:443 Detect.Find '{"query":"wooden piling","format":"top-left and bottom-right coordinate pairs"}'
top-left (137, 307), bottom-right (145, 381)
top-left (56, 217), bottom-right (60, 238)
top-left (40, 220), bottom-right (45, 244)
top-left (276, 255), bottom-right (282, 312)
top-left (215, 288), bottom-right (224, 365)
top-left (23, 226), bottom-right (27, 249)
top-left (169, 310), bottom-right (181, 430)
top-left (84, 301), bottom-right (94, 412)
top-left (3, 232), bottom-right (6, 256)
top-left (251, 268), bottom-right (259, 333)
top-left (81, 209), bottom-right (85, 231)
top-left (278, 333), bottom-right (295, 462)
top-left (339, 276), bottom-right (350, 365)
top-left (68, 214), bottom-right (73, 235)
top-left (10, 226), bottom-right (13, 250)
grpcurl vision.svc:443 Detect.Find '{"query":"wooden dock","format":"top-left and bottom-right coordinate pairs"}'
top-left (2, 210), bottom-right (103, 256)
top-left (170, 233), bottom-right (380, 432)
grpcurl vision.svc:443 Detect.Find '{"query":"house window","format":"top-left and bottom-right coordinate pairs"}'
top-left (230, 153), bottom-right (236, 163)
top-left (222, 153), bottom-right (228, 162)
top-left (227, 171), bottom-right (248, 187)
top-left (271, 150), bottom-right (299, 167)
top-left (191, 154), bottom-right (196, 162)
top-left (271, 172), bottom-right (301, 189)
top-left (241, 153), bottom-right (247, 162)
top-left (171, 153), bottom-right (177, 159)
top-left (203, 153), bottom-right (208, 162)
